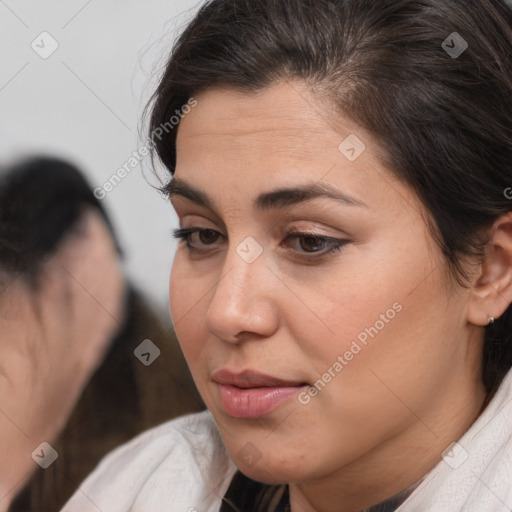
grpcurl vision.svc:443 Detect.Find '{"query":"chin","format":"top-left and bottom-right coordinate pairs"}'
top-left (226, 443), bottom-right (313, 484)
top-left (237, 463), bottom-right (298, 485)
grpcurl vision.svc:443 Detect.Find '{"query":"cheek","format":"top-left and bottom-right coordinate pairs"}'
top-left (314, 272), bottom-right (454, 426)
top-left (287, 236), bottom-right (453, 403)
top-left (283, 257), bottom-right (404, 369)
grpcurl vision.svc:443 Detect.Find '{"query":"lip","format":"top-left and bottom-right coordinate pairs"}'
top-left (212, 369), bottom-right (308, 419)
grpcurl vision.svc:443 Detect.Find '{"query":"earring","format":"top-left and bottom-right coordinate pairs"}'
top-left (487, 316), bottom-right (495, 325)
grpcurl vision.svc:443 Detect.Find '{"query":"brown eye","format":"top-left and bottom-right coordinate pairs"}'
top-left (172, 227), bottom-right (223, 251)
top-left (197, 229), bottom-right (220, 245)
top-left (281, 230), bottom-right (349, 259)
top-left (299, 235), bottom-right (327, 252)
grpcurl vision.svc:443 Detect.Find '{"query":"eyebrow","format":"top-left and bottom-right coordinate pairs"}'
top-left (165, 176), bottom-right (367, 211)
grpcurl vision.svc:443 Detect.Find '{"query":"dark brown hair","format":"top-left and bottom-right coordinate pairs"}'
top-left (145, 1), bottom-right (512, 509)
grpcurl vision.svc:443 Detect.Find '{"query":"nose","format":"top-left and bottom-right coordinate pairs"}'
top-left (204, 247), bottom-right (279, 343)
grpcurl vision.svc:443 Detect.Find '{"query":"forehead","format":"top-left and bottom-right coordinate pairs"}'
top-left (174, 81), bottom-right (421, 221)
top-left (176, 81), bottom-right (385, 173)
top-left (179, 82), bottom-right (328, 134)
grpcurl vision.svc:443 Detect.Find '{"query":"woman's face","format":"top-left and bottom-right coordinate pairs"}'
top-left (169, 81), bottom-right (481, 485)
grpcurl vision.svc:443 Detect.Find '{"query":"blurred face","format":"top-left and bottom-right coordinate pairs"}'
top-left (1, 209), bottom-right (126, 418)
top-left (0, 208), bottom-right (125, 509)
top-left (169, 81), bottom-right (484, 503)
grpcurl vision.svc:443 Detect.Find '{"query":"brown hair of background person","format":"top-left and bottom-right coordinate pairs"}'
top-left (0, 157), bottom-right (204, 512)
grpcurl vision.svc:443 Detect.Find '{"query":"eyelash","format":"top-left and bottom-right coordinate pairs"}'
top-left (172, 227), bottom-right (349, 260)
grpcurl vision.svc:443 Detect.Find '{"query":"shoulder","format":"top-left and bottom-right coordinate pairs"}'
top-left (398, 369), bottom-right (512, 511)
top-left (88, 409), bottom-right (224, 475)
top-left (61, 410), bottom-right (237, 512)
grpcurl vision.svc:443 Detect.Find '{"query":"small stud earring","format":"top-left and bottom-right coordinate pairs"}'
top-left (487, 316), bottom-right (495, 325)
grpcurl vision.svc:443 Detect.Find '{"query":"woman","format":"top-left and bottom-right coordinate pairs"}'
top-left (61, 0), bottom-right (512, 511)
top-left (0, 157), bottom-right (203, 511)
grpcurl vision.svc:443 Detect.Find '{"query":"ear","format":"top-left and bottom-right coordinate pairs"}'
top-left (467, 212), bottom-right (512, 326)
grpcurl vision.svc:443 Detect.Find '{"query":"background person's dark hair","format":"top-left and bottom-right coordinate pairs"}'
top-left (0, 157), bottom-right (122, 284)
top-left (0, 156), bottom-right (204, 511)
top-left (145, 0), bottom-right (512, 404)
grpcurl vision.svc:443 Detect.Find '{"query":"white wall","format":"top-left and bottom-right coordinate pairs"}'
top-left (0, 0), bottom-right (201, 311)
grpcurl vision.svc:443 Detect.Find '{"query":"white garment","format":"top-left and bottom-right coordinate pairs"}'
top-left (61, 369), bottom-right (512, 512)
top-left (61, 410), bottom-right (237, 512)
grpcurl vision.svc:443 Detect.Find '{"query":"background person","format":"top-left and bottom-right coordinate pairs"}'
top-left (0, 156), bottom-right (203, 511)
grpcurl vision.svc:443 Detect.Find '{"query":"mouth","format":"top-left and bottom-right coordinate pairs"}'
top-left (212, 369), bottom-right (309, 419)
